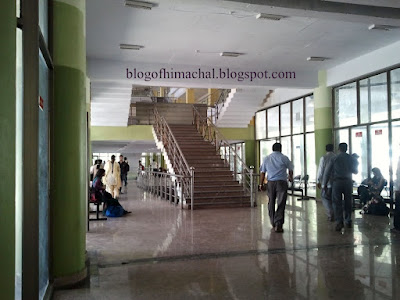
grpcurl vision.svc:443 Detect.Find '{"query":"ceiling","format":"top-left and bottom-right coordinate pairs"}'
top-left (86, 0), bottom-right (400, 126)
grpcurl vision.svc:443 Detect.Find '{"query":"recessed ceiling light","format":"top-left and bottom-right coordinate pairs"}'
top-left (368, 24), bottom-right (398, 31)
top-left (307, 56), bottom-right (329, 62)
top-left (120, 44), bottom-right (144, 50)
top-left (125, 0), bottom-right (156, 10)
top-left (256, 13), bottom-right (286, 21)
top-left (220, 52), bottom-right (244, 57)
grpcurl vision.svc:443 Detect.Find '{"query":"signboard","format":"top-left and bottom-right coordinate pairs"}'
top-left (39, 96), bottom-right (44, 111)
top-left (375, 129), bottom-right (383, 135)
top-left (355, 132), bottom-right (362, 137)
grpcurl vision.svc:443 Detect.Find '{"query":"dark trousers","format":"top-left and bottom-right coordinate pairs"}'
top-left (267, 180), bottom-right (288, 226)
top-left (332, 179), bottom-right (353, 225)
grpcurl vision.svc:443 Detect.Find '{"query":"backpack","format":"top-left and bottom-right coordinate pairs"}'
top-left (105, 205), bottom-right (125, 217)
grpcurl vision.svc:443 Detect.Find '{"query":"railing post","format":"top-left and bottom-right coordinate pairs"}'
top-left (250, 166), bottom-right (254, 208)
top-left (190, 167), bottom-right (195, 211)
top-left (180, 181), bottom-right (184, 209)
top-left (234, 151), bottom-right (237, 182)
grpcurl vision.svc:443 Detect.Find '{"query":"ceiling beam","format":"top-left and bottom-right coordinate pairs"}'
top-left (228, 0), bottom-right (400, 21)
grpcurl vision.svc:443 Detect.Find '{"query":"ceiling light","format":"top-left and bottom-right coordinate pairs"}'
top-left (125, 0), bottom-right (155, 10)
top-left (307, 56), bottom-right (329, 62)
top-left (120, 44), bottom-right (144, 50)
top-left (368, 24), bottom-right (398, 31)
top-left (256, 13), bottom-right (285, 21)
top-left (220, 52), bottom-right (244, 57)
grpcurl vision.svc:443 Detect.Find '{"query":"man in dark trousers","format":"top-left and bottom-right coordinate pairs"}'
top-left (118, 155), bottom-right (129, 193)
top-left (323, 143), bottom-right (358, 231)
top-left (259, 142), bottom-right (294, 233)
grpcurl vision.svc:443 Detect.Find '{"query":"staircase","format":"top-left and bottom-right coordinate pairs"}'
top-left (168, 124), bottom-right (251, 209)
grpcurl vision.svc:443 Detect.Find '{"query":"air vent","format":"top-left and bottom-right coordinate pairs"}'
top-left (220, 52), bottom-right (244, 57)
top-left (120, 44), bottom-right (144, 50)
top-left (307, 56), bottom-right (329, 62)
top-left (368, 24), bottom-right (398, 31)
top-left (256, 13), bottom-right (286, 21)
top-left (125, 0), bottom-right (156, 10)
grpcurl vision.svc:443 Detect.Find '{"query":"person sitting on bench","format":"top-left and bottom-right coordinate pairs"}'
top-left (92, 169), bottom-right (131, 217)
top-left (357, 167), bottom-right (386, 206)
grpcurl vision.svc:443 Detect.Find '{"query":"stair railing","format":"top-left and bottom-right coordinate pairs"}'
top-left (192, 106), bottom-right (257, 207)
top-left (153, 108), bottom-right (195, 210)
top-left (208, 89), bottom-right (230, 124)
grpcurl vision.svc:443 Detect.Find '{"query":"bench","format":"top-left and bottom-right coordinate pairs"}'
top-left (287, 175), bottom-right (309, 200)
top-left (88, 189), bottom-right (107, 221)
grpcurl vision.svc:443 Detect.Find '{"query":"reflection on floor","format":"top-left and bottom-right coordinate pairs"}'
top-left (53, 181), bottom-right (400, 300)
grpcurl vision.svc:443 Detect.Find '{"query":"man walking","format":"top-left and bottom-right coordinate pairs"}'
top-left (317, 144), bottom-right (336, 221)
top-left (259, 143), bottom-right (294, 233)
top-left (323, 143), bottom-right (358, 231)
top-left (118, 155), bottom-right (129, 193)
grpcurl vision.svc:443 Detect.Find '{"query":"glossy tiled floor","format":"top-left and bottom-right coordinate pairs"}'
top-left (53, 181), bottom-right (400, 300)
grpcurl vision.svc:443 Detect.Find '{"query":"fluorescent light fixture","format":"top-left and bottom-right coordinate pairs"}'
top-left (125, 0), bottom-right (155, 10)
top-left (220, 52), bottom-right (244, 57)
top-left (307, 56), bottom-right (329, 62)
top-left (120, 44), bottom-right (144, 50)
top-left (256, 13), bottom-right (285, 21)
top-left (368, 24), bottom-right (398, 31)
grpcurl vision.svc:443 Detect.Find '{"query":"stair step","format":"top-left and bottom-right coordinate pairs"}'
top-left (189, 202), bottom-right (251, 209)
top-left (194, 185), bottom-right (244, 192)
top-left (194, 191), bottom-right (246, 197)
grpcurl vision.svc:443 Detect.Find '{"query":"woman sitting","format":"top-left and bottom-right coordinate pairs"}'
top-left (92, 169), bottom-right (131, 217)
top-left (358, 167), bottom-right (387, 206)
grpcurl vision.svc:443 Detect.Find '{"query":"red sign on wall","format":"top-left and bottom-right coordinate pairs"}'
top-left (355, 132), bottom-right (362, 137)
top-left (39, 96), bottom-right (44, 111)
top-left (375, 129), bottom-right (383, 135)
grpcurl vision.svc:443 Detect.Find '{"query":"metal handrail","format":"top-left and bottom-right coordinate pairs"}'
top-left (192, 105), bottom-right (257, 206)
top-left (153, 108), bottom-right (195, 209)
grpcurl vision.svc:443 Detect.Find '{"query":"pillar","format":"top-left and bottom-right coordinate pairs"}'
top-left (159, 87), bottom-right (165, 97)
top-left (0, 1), bottom-right (16, 298)
top-left (314, 70), bottom-right (333, 198)
top-left (52, 0), bottom-right (87, 286)
top-left (208, 88), bottom-right (219, 106)
top-left (186, 88), bottom-right (195, 104)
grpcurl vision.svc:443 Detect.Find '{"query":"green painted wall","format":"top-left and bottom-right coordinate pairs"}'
top-left (0, 1), bottom-right (16, 298)
top-left (91, 125), bottom-right (154, 141)
top-left (245, 140), bottom-right (256, 168)
top-left (217, 126), bottom-right (254, 140)
top-left (52, 0), bottom-right (87, 279)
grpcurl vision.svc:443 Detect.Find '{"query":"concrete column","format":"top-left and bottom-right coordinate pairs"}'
top-left (52, 0), bottom-right (87, 286)
top-left (0, 1), bottom-right (16, 298)
top-left (208, 88), bottom-right (219, 106)
top-left (186, 88), bottom-right (195, 104)
top-left (314, 70), bottom-right (333, 198)
top-left (159, 87), bottom-right (165, 97)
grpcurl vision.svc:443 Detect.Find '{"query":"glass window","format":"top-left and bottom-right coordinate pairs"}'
top-left (305, 96), bottom-right (314, 132)
top-left (292, 135), bottom-right (305, 178)
top-left (255, 110), bottom-right (266, 140)
top-left (306, 133), bottom-right (316, 196)
top-left (360, 73), bottom-right (388, 124)
top-left (39, 0), bottom-right (48, 43)
top-left (268, 107), bottom-right (279, 138)
top-left (280, 103), bottom-right (291, 136)
top-left (335, 128), bottom-right (349, 149)
top-left (280, 136), bottom-right (292, 162)
top-left (370, 123), bottom-right (390, 186)
top-left (334, 82), bottom-right (357, 128)
top-left (292, 99), bottom-right (304, 134)
top-left (391, 68), bottom-right (400, 119)
top-left (351, 126), bottom-right (368, 185)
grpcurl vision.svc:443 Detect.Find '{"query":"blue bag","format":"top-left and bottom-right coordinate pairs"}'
top-left (105, 205), bottom-right (125, 217)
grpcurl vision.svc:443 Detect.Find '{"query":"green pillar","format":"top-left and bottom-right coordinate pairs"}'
top-left (314, 70), bottom-right (333, 198)
top-left (0, 1), bottom-right (16, 298)
top-left (52, 0), bottom-right (87, 286)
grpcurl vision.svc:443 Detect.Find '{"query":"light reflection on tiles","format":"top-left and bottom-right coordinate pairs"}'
top-left (53, 182), bottom-right (400, 300)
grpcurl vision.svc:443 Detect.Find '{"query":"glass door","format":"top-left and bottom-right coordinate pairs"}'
top-left (351, 126), bottom-right (368, 186)
top-left (370, 123), bottom-right (390, 187)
